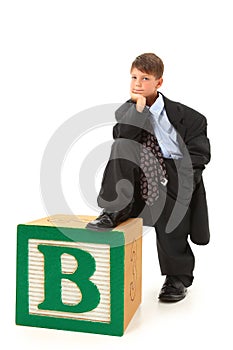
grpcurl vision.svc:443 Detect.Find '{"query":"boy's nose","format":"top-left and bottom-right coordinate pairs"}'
top-left (135, 80), bottom-right (142, 86)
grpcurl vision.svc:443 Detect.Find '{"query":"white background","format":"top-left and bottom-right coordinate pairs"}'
top-left (1, 0), bottom-right (232, 348)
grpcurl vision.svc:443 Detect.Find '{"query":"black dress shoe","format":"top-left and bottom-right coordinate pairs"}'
top-left (85, 202), bottom-right (134, 231)
top-left (158, 276), bottom-right (187, 302)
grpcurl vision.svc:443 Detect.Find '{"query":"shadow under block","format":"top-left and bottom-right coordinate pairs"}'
top-left (16, 214), bottom-right (142, 336)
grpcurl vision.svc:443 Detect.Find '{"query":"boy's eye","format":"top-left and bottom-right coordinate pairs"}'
top-left (131, 76), bottom-right (149, 80)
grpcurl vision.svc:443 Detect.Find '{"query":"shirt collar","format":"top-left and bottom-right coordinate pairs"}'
top-left (148, 92), bottom-right (164, 116)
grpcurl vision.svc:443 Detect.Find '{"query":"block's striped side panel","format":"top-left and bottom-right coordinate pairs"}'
top-left (28, 239), bottom-right (111, 322)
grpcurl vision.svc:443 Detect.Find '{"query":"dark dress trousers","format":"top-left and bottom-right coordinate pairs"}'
top-left (97, 94), bottom-right (211, 286)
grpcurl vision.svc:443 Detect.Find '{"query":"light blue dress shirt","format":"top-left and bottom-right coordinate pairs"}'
top-left (147, 93), bottom-right (183, 159)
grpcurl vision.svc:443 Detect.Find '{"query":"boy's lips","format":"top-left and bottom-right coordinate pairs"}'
top-left (133, 90), bottom-right (144, 93)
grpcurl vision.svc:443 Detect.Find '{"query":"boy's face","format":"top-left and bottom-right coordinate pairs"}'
top-left (130, 68), bottom-right (163, 98)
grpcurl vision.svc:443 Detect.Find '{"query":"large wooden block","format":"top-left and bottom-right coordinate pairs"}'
top-left (16, 214), bottom-right (142, 336)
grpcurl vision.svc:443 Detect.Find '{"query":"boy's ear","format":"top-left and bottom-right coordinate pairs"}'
top-left (156, 77), bottom-right (163, 89)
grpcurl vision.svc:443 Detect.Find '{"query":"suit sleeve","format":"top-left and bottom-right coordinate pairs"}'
top-left (113, 102), bottom-right (151, 141)
top-left (185, 115), bottom-right (211, 184)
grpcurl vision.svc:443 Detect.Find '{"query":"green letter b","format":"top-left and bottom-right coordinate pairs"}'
top-left (37, 245), bottom-right (100, 313)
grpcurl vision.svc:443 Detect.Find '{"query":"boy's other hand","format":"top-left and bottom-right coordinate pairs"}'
top-left (130, 92), bottom-right (146, 113)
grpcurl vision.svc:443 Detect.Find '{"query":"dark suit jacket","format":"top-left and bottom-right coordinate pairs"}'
top-left (113, 93), bottom-right (211, 245)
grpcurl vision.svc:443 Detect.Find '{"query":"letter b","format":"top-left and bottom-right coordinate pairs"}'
top-left (38, 245), bottom-right (100, 313)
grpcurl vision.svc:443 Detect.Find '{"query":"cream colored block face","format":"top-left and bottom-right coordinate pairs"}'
top-left (28, 239), bottom-right (111, 323)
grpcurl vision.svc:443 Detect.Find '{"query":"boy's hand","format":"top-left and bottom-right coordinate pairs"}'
top-left (130, 92), bottom-right (146, 113)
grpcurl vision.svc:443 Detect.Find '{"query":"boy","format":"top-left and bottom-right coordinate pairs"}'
top-left (86, 53), bottom-right (211, 302)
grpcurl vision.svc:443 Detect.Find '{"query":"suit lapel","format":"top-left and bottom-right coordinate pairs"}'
top-left (161, 93), bottom-right (186, 140)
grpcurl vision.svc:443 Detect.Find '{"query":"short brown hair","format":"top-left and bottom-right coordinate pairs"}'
top-left (130, 53), bottom-right (164, 79)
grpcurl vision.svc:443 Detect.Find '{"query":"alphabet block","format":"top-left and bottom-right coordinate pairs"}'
top-left (16, 214), bottom-right (142, 336)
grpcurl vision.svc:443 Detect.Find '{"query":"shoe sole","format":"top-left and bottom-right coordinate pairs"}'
top-left (85, 223), bottom-right (114, 232)
top-left (158, 293), bottom-right (187, 302)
